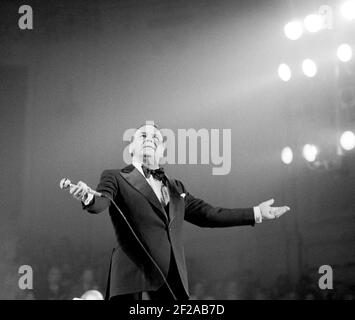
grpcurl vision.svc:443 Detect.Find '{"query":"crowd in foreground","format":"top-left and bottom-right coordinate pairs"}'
top-left (1, 235), bottom-right (354, 300)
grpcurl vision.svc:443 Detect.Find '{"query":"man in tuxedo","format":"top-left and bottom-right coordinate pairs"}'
top-left (69, 123), bottom-right (290, 300)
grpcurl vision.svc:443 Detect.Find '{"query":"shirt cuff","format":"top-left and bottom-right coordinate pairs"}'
top-left (82, 193), bottom-right (94, 206)
top-left (253, 206), bottom-right (262, 224)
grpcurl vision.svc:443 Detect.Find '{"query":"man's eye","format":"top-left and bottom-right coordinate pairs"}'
top-left (153, 135), bottom-right (162, 141)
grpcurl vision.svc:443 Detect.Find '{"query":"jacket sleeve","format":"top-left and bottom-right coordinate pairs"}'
top-left (176, 180), bottom-right (255, 228)
top-left (82, 170), bottom-right (119, 214)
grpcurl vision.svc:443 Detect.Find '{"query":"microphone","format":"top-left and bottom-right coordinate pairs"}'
top-left (59, 178), bottom-right (102, 197)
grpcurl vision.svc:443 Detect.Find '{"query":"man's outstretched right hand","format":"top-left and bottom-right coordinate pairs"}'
top-left (69, 181), bottom-right (93, 204)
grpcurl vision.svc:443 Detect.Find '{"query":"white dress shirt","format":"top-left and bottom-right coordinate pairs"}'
top-left (132, 161), bottom-right (168, 205)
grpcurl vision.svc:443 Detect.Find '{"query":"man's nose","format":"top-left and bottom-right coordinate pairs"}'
top-left (143, 137), bottom-right (156, 146)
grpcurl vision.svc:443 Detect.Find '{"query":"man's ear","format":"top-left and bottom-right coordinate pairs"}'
top-left (155, 141), bottom-right (166, 161)
top-left (160, 141), bottom-right (167, 158)
top-left (128, 136), bottom-right (135, 156)
top-left (128, 143), bottom-right (133, 156)
top-left (162, 136), bottom-right (167, 153)
top-left (157, 142), bottom-right (166, 165)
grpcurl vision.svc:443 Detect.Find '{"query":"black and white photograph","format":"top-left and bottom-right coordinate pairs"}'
top-left (1, 0), bottom-right (355, 304)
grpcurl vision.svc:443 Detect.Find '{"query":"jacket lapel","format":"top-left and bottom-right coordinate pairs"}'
top-left (119, 165), bottom-right (169, 224)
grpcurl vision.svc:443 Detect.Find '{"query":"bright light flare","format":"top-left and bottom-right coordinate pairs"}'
top-left (302, 59), bottom-right (318, 77)
top-left (341, 1), bottom-right (355, 20)
top-left (281, 147), bottom-right (293, 164)
top-left (278, 64), bottom-right (292, 82)
top-left (284, 21), bottom-right (303, 40)
top-left (340, 131), bottom-right (355, 150)
top-left (337, 44), bottom-right (353, 62)
top-left (302, 144), bottom-right (318, 162)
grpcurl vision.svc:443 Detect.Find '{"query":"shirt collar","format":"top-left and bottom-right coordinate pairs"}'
top-left (132, 160), bottom-right (145, 177)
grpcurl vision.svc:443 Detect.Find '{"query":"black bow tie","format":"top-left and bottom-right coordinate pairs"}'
top-left (142, 166), bottom-right (167, 183)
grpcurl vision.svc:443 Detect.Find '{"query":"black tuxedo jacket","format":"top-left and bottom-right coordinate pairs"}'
top-left (83, 164), bottom-right (255, 299)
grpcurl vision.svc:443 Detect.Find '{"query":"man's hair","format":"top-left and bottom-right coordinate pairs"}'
top-left (136, 122), bottom-right (160, 131)
top-left (131, 122), bottom-right (162, 143)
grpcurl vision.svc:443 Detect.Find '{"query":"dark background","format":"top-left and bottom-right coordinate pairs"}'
top-left (0, 0), bottom-right (354, 299)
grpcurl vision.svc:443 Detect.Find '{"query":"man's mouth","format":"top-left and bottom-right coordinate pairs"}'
top-left (143, 145), bottom-right (155, 150)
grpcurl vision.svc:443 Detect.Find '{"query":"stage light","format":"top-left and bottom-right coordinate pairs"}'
top-left (278, 64), bottom-right (292, 81)
top-left (302, 59), bottom-right (317, 77)
top-left (337, 44), bottom-right (352, 62)
top-left (340, 131), bottom-right (355, 150)
top-left (302, 144), bottom-right (318, 162)
top-left (304, 14), bottom-right (323, 33)
top-left (281, 147), bottom-right (293, 164)
top-left (341, 1), bottom-right (355, 20)
top-left (284, 21), bottom-right (303, 40)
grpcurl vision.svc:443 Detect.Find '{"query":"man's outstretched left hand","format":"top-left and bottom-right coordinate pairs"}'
top-left (258, 199), bottom-right (290, 221)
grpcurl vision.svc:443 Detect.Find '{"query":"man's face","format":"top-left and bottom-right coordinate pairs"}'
top-left (129, 125), bottom-right (165, 163)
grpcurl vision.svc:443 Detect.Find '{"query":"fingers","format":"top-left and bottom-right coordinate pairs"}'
top-left (261, 205), bottom-right (291, 220)
top-left (69, 185), bottom-right (78, 194)
top-left (272, 206), bottom-right (291, 218)
top-left (258, 199), bottom-right (291, 221)
top-left (70, 181), bottom-right (89, 201)
top-left (264, 198), bottom-right (274, 206)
